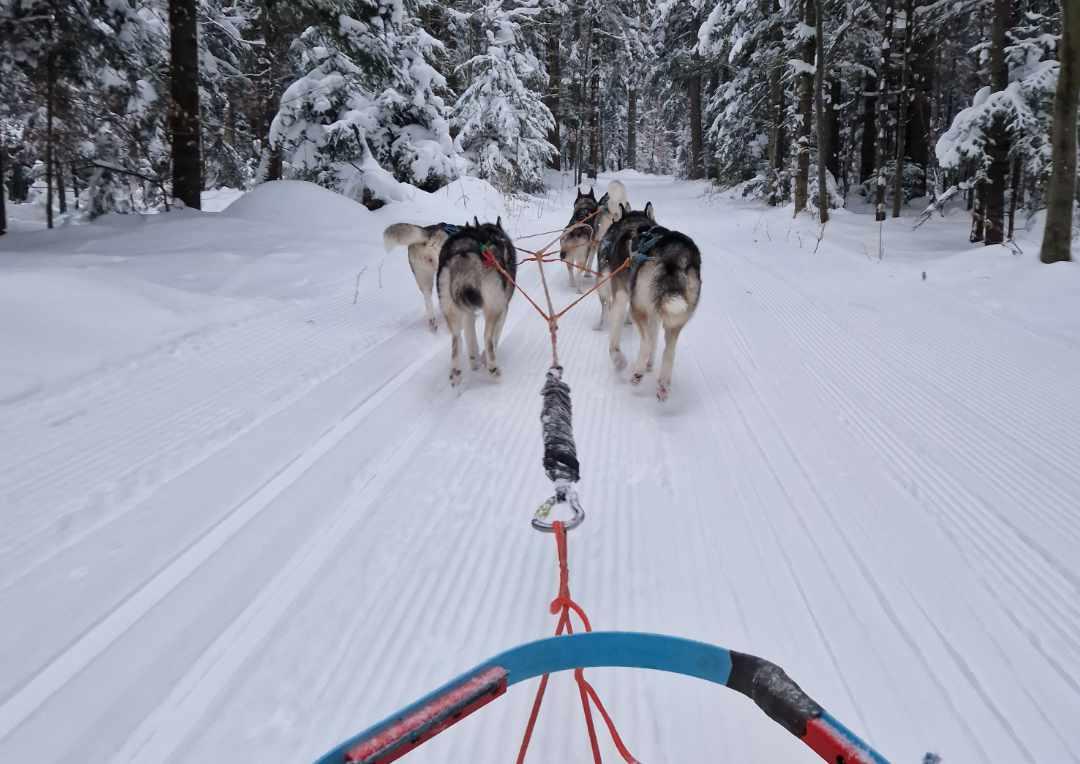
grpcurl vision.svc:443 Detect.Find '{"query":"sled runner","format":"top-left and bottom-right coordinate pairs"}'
top-left (314, 631), bottom-right (887, 764)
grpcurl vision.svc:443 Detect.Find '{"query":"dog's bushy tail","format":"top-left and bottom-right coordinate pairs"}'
top-left (383, 223), bottom-right (429, 252)
top-left (606, 180), bottom-right (629, 218)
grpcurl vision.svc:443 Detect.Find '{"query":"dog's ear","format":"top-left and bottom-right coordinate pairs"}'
top-left (496, 215), bottom-right (503, 230)
top-left (474, 216), bottom-right (480, 228)
top-left (576, 188), bottom-right (583, 199)
top-left (588, 187), bottom-right (595, 199)
top-left (645, 201), bottom-right (655, 222)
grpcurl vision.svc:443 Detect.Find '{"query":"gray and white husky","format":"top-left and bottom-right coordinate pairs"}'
top-left (437, 218), bottom-right (517, 387)
top-left (560, 188), bottom-right (600, 293)
top-left (596, 204), bottom-right (702, 401)
top-left (559, 180), bottom-right (630, 292)
top-left (383, 222), bottom-right (453, 331)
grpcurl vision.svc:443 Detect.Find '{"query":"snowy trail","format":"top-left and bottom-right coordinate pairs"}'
top-left (2, 174), bottom-right (1079, 763)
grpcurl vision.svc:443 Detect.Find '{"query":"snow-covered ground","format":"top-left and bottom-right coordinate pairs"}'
top-left (1, 174), bottom-right (1079, 763)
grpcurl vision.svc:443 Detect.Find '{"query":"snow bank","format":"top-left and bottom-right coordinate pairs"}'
top-left (222, 180), bottom-right (370, 228)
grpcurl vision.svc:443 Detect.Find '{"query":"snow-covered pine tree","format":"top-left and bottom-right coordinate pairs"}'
top-left (451, 1), bottom-right (556, 192)
top-left (271, 0), bottom-right (460, 206)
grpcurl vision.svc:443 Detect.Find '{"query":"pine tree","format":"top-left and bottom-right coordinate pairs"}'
top-left (452, 1), bottom-right (555, 191)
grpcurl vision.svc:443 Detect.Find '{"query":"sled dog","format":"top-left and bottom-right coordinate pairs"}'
top-left (597, 204), bottom-right (702, 400)
top-left (383, 222), bottom-right (454, 331)
top-left (560, 188), bottom-right (600, 292)
top-left (437, 217), bottom-right (517, 386)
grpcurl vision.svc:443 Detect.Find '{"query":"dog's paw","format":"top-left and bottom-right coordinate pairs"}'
top-left (610, 349), bottom-right (627, 370)
top-left (630, 371), bottom-right (645, 385)
top-left (428, 317), bottom-right (438, 332)
top-left (488, 365), bottom-right (501, 379)
top-left (449, 368), bottom-right (462, 387)
top-left (656, 381), bottom-right (670, 402)
top-left (469, 355), bottom-right (480, 371)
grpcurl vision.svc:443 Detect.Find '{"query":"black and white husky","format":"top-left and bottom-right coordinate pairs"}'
top-left (383, 222), bottom-right (453, 331)
top-left (437, 218), bottom-right (517, 387)
top-left (596, 204), bottom-right (702, 401)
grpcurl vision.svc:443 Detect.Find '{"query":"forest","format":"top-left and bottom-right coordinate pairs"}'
top-left (1, 0), bottom-right (1078, 262)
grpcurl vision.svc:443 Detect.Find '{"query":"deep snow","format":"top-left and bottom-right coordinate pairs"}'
top-left (1, 174), bottom-right (1079, 763)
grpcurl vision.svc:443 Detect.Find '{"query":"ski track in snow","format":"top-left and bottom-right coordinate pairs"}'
top-left (2, 175), bottom-right (1079, 763)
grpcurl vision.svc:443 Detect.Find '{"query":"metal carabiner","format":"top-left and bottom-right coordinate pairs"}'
top-left (532, 486), bottom-right (585, 533)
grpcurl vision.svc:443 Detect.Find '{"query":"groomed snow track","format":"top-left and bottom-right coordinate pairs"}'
top-left (1, 174), bottom-right (1078, 763)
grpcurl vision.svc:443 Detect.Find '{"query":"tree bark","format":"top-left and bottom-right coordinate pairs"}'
top-left (874, 2), bottom-right (894, 221)
top-left (71, 160), bottom-right (80, 209)
top-left (860, 74), bottom-right (877, 182)
top-left (55, 154), bottom-right (66, 215)
top-left (970, 180), bottom-right (986, 242)
top-left (1007, 155), bottom-right (1022, 240)
top-left (687, 70), bottom-right (705, 179)
top-left (826, 77), bottom-right (841, 181)
top-left (627, 86), bottom-right (637, 170)
top-left (46, 48), bottom-right (55, 230)
top-left (1040, 0), bottom-right (1080, 263)
top-left (794, 0), bottom-right (815, 213)
top-left (983, 0), bottom-right (1010, 244)
top-left (545, 13), bottom-right (562, 170)
top-left (892, 0), bottom-right (914, 217)
top-left (815, 0), bottom-right (829, 223)
top-left (169, 0), bottom-right (202, 209)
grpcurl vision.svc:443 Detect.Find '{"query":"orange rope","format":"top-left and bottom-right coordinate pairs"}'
top-left (515, 522), bottom-right (637, 764)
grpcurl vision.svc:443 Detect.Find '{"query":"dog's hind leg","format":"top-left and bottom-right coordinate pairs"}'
top-left (594, 277), bottom-right (611, 331)
top-left (608, 290), bottom-right (630, 371)
top-left (411, 249), bottom-right (438, 332)
top-left (656, 325), bottom-right (684, 401)
top-left (465, 312), bottom-right (481, 370)
top-left (483, 307), bottom-right (503, 378)
top-left (444, 308), bottom-right (464, 387)
top-left (630, 310), bottom-right (659, 385)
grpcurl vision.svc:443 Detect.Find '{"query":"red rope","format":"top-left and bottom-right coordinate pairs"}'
top-left (515, 522), bottom-right (638, 764)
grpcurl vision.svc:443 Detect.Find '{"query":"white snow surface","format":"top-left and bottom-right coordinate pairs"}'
top-left (2, 174), bottom-right (1080, 763)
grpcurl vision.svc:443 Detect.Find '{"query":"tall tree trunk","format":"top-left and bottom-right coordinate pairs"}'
top-left (1007, 155), bottom-right (1022, 240)
top-left (815, 0), bottom-right (829, 223)
top-left (169, 0), bottom-right (202, 209)
top-left (545, 14), bottom-right (562, 170)
top-left (874, 2), bottom-right (895, 221)
top-left (860, 74), bottom-right (878, 182)
top-left (794, 0), bottom-right (815, 213)
top-left (765, 0), bottom-right (785, 204)
top-left (909, 28), bottom-right (934, 198)
top-left (46, 48), bottom-right (55, 230)
top-left (970, 180), bottom-right (986, 242)
top-left (55, 154), bottom-right (66, 215)
top-left (587, 72), bottom-right (600, 179)
top-left (0, 145), bottom-right (6, 236)
top-left (983, 0), bottom-right (1010, 245)
top-left (260, 1), bottom-right (285, 182)
top-left (892, 0), bottom-right (914, 217)
top-left (71, 160), bottom-right (80, 210)
top-left (627, 86), bottom-right (637, 169)
top-left (687, 70), bottom-right (705, 179)
top-left (826, 77), bottom-right (841, 181)
top-left (1040, 0), bottom-right (1080, 263)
